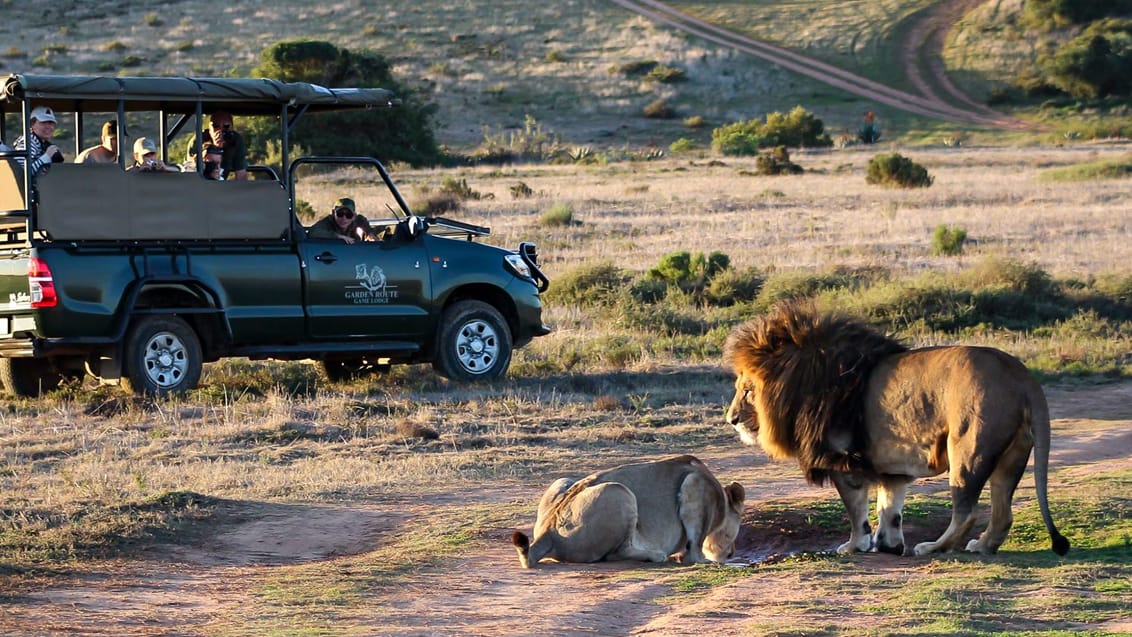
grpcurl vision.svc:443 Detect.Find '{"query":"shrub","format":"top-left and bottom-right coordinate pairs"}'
top-left (471, 115), bottom-right (562, 164)
top-left (931, 225), bottom-right (968, 256)
top-left (711, 106), bottom-right (831, 155)
top-left (645, 251), bottom-right (730, 305)
top-left (1039, 20), bottom-right (1132, 99)
top-left (439, 176), bottom-right (485, 200)
top-left (643, 98), bottom-right (675, 119)
top-left (545, 49), bottom-right (566, 63)
top-left (866, 152), bottom-right (933, 188)
top-left (248, 39), bottom-right (441, 166)
top-left (542, 262), bottom-right (631, 307)
top-left (509, 181), bottom-right (534, 199)
top-left (645, 65), bottom-right (686, 83)
top-left (612, 60), bottom-right (659, 77)
top-left (683, 115), bottom-right (706, 128)
top-left (754, 146), bottom-right (803, 175)
top-left (669, 138), bottom-right (696, 154)
top-left (143, 12), bottom-right (163, 27)
top-left (704, 266), bottom-right (764, 307)
top-left (539, 202), bottom-right (574, 227)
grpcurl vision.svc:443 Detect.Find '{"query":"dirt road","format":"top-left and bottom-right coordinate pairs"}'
top-left (609, 0), bottom-right (1035, 130)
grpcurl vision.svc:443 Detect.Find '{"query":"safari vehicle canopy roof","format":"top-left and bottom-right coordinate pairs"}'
top-left (0, 74), bottom-right (398, 116)
top-left (0, 74), bottom-right (400, 242)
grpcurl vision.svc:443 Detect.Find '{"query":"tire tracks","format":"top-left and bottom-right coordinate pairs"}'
top-left (609, 0), bottom-right (1036, 130)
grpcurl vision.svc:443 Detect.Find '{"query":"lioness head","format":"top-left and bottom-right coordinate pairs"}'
top-left (701, 481), bottom-right (746, 562)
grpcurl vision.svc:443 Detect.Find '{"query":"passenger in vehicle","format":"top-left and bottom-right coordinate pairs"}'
top-left (185, 111), bottom-right (248, 180)
top-left (307, 197), bottom-right (374, 244)
top-left (75, 120), bottom-right (120, 164)
top-left (182, 141), bottom-right (225, 179)
top-left (14, 105), bottom-right (64, 177)
top-left (126, 137), bottom-right (181, 173)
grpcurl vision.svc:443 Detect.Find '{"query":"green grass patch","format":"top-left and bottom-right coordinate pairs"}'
top-left (1039, 154), bottom-right (1132, 182)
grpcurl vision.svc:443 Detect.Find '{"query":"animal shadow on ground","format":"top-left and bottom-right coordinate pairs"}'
top-left (734, 499), bottom-right (953, 563)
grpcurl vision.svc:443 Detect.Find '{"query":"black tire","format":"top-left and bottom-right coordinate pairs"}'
top-left (0, 357), bottom-right (62, 397)
top-left (320, 357), bottom-right (391, 383)
top-left (120, 315), bottom-right (202, 396)
top-left (432, 300), bottom-right (512, 381)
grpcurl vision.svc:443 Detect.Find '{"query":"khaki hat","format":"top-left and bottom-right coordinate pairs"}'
top-left (133, 137), bottom-right (157, 157)
top-left (30, 106), bottom-right (57, 124)
top-left (333, 197), bottom-right (356, 214)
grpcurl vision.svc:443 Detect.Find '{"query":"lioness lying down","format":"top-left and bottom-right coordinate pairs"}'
top-left (512, 455), bottom-right (745, 567)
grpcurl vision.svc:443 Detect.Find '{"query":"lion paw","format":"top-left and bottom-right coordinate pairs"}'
top-left (836, 537), bottom-right (870, 554)
top-left (912, 541), bottom-right (938, 556)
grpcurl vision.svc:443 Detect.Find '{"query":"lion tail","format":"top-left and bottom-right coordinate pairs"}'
top-left (1030, 392), bottom-right (1070, 556)
top-left (511, 530), bottom-right (554, 568)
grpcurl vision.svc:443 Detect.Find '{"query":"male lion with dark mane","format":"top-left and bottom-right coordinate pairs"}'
top-left (512, 455), bottom-right (745, 567)
top-left (724, 301), bottom-right (1069, 557)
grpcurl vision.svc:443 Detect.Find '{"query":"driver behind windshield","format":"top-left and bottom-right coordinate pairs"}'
top-left (308, 197), bottom-right (373, 244)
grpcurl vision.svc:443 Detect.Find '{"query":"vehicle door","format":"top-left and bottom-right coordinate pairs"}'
top-left (300, 231), bottom-right (431, 340)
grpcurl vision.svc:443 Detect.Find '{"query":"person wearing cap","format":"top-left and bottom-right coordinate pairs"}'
top-left (126, 137), bottom-right (181, 173)
top-left (185, 111), bottom-right (248, 180)
top-left (307, 197), bottom-right (374, 244)
top-left (76, 120), bottom-right (120, 164)
top-left (14, 105), bottom-right (64, 177)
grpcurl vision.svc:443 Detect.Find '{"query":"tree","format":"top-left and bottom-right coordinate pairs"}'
top-left (245, 39), bottom-right (441, 166)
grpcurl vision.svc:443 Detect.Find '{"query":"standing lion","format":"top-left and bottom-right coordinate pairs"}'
top-left (723, 301), bottom-right (1069, 557)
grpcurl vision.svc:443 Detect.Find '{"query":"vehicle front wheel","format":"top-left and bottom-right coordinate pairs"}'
top-left (121, 315), bottom-right (203, 396)
top-left (0, 357), bottom-right (63, 397)
top-left (432, 300), bottom-right (512, 381)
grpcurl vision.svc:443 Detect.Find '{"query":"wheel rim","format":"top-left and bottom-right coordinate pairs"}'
top-left (142, 330), bottom-right (189, 389)
top-left (454, 318), bottom-right (499, 375)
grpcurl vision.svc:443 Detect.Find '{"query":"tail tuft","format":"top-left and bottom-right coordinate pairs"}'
top-left (1051, 533), bottom-right (1070, 556)
top-left (511, 530), bottom-right (533, 568)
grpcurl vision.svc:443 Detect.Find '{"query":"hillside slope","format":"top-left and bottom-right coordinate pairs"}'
top-left (0, 0), bottom-right (1038, 149)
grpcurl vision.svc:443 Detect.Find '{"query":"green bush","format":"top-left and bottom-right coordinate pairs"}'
top-left (711, 106), bottom-right (831, 155)
top-left (439, 176), bottom-right (484, 200)
top-left (755, 146), bottom-right (803, 175)
top-left (245, 39), bottom-right (440, 166)
top-left (1039, 20), bottom-right (1132, 99)
top-left (931, 225), bottom-right (967, 256)
top-left (542, 262), bottom-right (631, 307)
top-left (669, 138), bottom-right (696, 154)
top-left (612, 60), bottom-right (658, 77)
top-left (866, 152), bottom-right (933, 188)
top-left (645, 65), bottom-right (686, 83)
top-left (647, 250), bottom-right (729, 286)
top-left (704, 266), bottom-right (764, 307)
top-left (643, 98), bottom-right (675, 119)
top-left (539, 202), bottom-right (574, 227)
top-left (683, 115), bottom-right (706, 129)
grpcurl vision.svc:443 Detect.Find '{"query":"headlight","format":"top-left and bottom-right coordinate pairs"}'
top-left (504, 253), bottom-right (532, 279)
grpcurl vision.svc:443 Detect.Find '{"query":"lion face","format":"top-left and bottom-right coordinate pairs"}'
top-left (726, 372), bottom-right (761, 447)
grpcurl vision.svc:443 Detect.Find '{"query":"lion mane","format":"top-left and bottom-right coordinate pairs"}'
top-left (723, 301), bottom-right (907, 485)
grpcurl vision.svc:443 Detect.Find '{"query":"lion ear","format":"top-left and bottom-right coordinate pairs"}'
top-left (726, 482), bottom-right (746, 507)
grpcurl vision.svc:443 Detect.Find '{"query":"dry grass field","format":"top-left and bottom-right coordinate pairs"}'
top-left (3, 145), bottom-right (1132, 635)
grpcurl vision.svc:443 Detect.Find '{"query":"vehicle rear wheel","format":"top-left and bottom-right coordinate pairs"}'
top-left (321, 357), bottom-right (392, 383)
top-left (0, 357), bottom-right (63, 397)
top-left (432, 300), bottom-right (512, 381)
top-left (121, 315), bottom-right (202, 396)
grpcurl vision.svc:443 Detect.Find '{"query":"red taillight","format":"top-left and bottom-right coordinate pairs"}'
top-left (29, 257), bottom-right (57, 308)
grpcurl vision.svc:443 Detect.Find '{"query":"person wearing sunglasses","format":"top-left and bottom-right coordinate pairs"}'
top-left (307, 197), bottom-right (374, 244)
